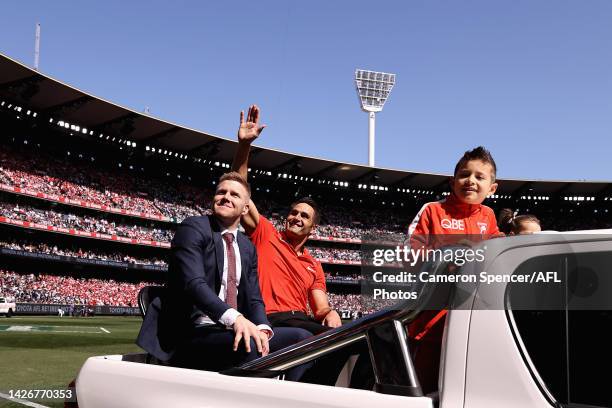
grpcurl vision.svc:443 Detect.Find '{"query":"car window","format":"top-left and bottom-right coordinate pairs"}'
top-left (508, 251), bottom-right (612, 407)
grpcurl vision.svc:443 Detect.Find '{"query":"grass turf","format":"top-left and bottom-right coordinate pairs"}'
top-left (0, 315), bottom-right (142, 408)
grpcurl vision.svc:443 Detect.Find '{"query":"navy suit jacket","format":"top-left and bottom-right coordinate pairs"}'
top-left (136, 215), bottom-right (269, 362)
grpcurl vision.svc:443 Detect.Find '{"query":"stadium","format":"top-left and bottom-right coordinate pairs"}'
top-left (1, 47), bottom-right (612, 408)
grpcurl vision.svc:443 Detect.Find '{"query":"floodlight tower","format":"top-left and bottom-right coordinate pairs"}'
top-left (355, 69), bottom-right (396, 167)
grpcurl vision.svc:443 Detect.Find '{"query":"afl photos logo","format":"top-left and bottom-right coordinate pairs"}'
top-left (441, 218), bottom-right (465, 230)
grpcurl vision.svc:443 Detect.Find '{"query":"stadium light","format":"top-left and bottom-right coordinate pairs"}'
top-left (355, 69), bottom-right (396, 167)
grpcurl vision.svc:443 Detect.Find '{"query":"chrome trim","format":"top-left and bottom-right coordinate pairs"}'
top-left (394, 319), bottom-right (419, 388)
top-left (270, 335), bottom-right (365, 371)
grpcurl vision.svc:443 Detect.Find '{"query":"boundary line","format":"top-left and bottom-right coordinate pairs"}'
top-left (0, 325), bottom-right (106, 334)
top-left (0, 392), bottom-right (50, 408)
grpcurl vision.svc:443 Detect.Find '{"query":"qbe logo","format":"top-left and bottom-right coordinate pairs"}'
top-left (441, 218), bottom-right (465, 230)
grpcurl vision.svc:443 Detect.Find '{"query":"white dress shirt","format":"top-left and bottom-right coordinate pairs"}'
top-left (196, 228), bottom-right (272, 336)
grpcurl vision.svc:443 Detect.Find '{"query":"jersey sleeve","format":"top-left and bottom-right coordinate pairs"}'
top-left (408, 203), bottom-right (433, 247)
top-left (247, 215), bottom-right (277, 246)
top-left (310, 261), bottom-right (327, 292)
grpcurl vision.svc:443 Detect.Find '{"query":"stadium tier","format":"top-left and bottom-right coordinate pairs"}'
top-left (0, 269), bottom-right (151, 307)
top-left (0, 269), bottom-right (374, 316)
top-left (0, 239), bottom-right (168, 267)
top-left (1, 52), bottom-right (612, 317)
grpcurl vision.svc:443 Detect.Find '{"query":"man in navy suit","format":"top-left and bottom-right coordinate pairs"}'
top-left (137, 172), bottom-right (310, 374)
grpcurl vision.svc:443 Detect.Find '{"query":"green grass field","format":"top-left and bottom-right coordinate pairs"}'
top-left (0, 315), bottom-right (142, 408)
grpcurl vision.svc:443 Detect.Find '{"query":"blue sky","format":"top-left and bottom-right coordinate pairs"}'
top-left (2, 1), bottom-right (612, 181)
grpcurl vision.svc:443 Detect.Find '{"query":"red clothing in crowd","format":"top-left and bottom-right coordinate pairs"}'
top-left (248, 216), bottom-right (326, 315)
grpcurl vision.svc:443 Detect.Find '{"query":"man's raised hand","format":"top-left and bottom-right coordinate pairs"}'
top-left (238, 105), bottom-right (266, 144)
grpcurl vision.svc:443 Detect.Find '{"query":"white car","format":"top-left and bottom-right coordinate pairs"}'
top-left (0, 296), bottom-right (15, 317)
top-left (74, 231), bottom-right (612, 407)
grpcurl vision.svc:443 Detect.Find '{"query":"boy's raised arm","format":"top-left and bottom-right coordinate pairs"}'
top-left (231, 105), bottom-right (266, 234)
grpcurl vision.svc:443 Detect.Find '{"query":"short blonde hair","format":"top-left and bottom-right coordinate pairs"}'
top-left (218, 172), bottom-right (251, 197)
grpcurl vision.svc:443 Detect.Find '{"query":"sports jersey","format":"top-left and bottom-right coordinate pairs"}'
top-left (408, 193), bottom-right (500, 246)
top-left (248, 216), bottom-right (327, 315)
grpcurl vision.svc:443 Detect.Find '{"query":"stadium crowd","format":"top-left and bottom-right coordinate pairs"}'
top-left (0, 147), bottom-right (208, 221)
top-left (4, 140), bottom-right (612, 241)
top-left (269, 215), bottom-right (405, 242)
top-left (327, 293), bottom-right (388, 315)
top-left (0, 196), bottom-right (406, 267)
top-left (307, 247), bottom-right (362, 262)
top-left (1, 145), bottom-right (409, 240)
top-left (0, 202), bottom-right (174, 242)
top-left (325, 272), bottom-right (364, 281)
top-left (0, 239), bottom-right (167, 266)
top-left (0, 233), bottom-right (403, 269)
top-left (0, 270), bottom-right (153, 307)
top-left (0, 270), bottom-right (379, 314)
top-left (5, 137), bottom-right (612, 320)
top-left (0, 238), bottom-right (371, 269)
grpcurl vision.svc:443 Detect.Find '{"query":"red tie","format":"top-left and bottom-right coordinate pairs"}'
top-left (222, 232), bottom-right (238, 309)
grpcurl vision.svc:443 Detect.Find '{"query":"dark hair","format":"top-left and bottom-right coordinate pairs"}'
top-left (289, 197), bottom-right (321, 225)
top-left (454, 146), bottom-right (497, 182)
top-left (218, 172), bottom-right (251, 197)
top-left (498, 208), bottom-right (541, 234)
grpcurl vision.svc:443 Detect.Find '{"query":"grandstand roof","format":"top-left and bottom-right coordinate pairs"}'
top-left (1, 52), bottom-right (610, 195)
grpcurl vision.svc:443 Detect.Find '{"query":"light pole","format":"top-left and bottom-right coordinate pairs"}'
top-left (355, 69), bottom-right (396, 167)
top-left (34, 23), bottom-right (41, 70)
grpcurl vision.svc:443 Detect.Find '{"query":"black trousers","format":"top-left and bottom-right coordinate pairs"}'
top-left (172, 325), bottom-right (311, 381)
top-left (267, 311), bottom-right (330, 335)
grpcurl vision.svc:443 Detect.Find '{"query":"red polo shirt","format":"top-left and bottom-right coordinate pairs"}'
top-left (248, 216), bottom-right (327, 314)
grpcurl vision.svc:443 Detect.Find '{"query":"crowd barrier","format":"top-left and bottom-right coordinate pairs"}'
top-left (13, 303), bottom-right (362, 319)
top-left (15, 302), bottom-right (141, 316)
